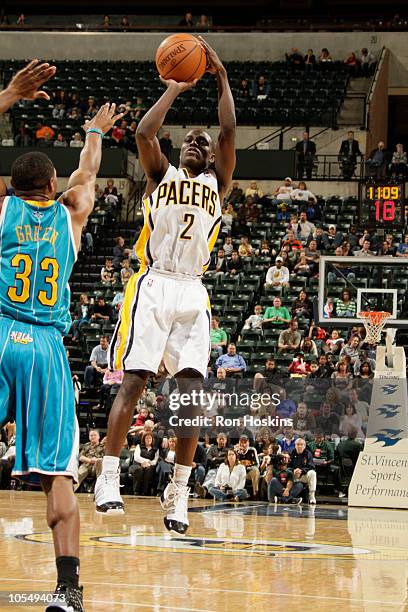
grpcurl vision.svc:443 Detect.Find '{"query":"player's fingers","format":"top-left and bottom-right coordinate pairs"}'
top-left (112, 112), bottom-right (124, 124)
top-left (18, 59), bottom-right (39, 74)
top-left (108, 102), bottom-right (116, 117)
top-left (35, 91), bottom-right (50, 101)
top-left (33, 66), bottom-right (56, 85)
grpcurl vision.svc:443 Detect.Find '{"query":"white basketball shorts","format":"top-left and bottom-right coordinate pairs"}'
top-left (109, 268), bottom-right (211, 377)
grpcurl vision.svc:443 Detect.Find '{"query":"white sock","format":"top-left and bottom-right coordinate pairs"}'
top-left (102, 455), bottom-right (120, 473)
top-left (173, 463), bottom-right (192, 488)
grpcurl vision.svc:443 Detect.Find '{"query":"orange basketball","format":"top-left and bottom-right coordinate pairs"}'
top-left (156, 33), bottom-right (207, 83)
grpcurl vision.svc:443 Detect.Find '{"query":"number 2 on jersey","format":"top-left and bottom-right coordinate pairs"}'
top-left (179, 213), bottom-right (195, 240)
top-left (7, 253), bottom-right (59, 306)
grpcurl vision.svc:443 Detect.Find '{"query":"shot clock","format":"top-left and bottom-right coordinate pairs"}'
top-left (358, 180), bottom-right (405, 229)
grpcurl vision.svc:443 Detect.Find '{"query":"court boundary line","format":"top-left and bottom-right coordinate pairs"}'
top-left (0, 578), bottom-right (404, 605)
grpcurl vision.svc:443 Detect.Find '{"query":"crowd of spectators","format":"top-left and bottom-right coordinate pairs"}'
top-left (285, 47), bottom-right (376, 76)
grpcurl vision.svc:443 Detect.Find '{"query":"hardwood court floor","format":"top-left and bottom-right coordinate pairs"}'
top-left (0, 491), bottom-right (407, 612)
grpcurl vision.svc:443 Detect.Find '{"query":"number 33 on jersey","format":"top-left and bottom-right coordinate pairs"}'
top-left (135, 165), bottom-right (222, 276)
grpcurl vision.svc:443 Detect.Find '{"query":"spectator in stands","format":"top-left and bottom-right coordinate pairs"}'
top-left (365, 141), bottom-right (389, 179)
top-left (293, 402), bottom-right (316, 437)
top-left (316, 354), bottom-right (335, 379)
top-left (0, 10), bottom-right (9, 25)
top-left (17, 14), bottom-right (25, 26)
top-left (296, 132), bottom-right (317, 180)
top-left (337, 427), bottom-right (363, 496)
top-left (360, 48), bottom-right (376, 76)
top-left (38, 132), bottom-right (54, 148)
top-left (14, 121), bottom-right (32, 147)
top-left (339, 130), bottom-right (362, 179)
top-left (300, 336), bottom-right (318, 358)
top-left (91, 296), bottom-right (112, 323)
top-left (304, 49), bottom-right (316, 68)
top-left (69, 132), bottom-right (84, 148)
top-left (262, 296), bottom-right (291, 328)
top-left (286, 48), bottom-right (304, 67)
top-left (100, 257), bottom-right (117, 287)
top-left (276, 390), bottom-right (297, 419)
top-left (344, 52), bottom-right (359, 75)
top-left (120, 258), bottom-right (134, 286)
top-left (253, 75), bottom-right (270, 98)
top-left (335, 289), bottom-right (357, 318)
top-left (196, 432), bottom-right (229, 498)
top-left (309, 430), bottom-right (334, 463)
top-left (390, 143), bottom-right (407, 177)
top-left (323, 224), bottom-right (343, 251)
top-left (268, 451), bottom-right (303, 504)
top-left (325, 329), bottom-right (344, 354)
top-left (223, 207), bottom-right (236, 238)
top-left (327, 247), bottom-right (356, 283)
top-left (209, 247), bottom-right (228, 275)
top-left (278, 319), bottom-right (301, 354)
top-left (378, 239), bottom-right (394, 257)
top-left (159, 131), bottom-right (173, 161)
top-left (235, 435), bottom-right (260, 497)
top-left (264, 256), bottom-right (290, 289)
top-left (208, 367), bottom-right (235, 394)
top-left (189, 443), bottom-right (207, 490)
top-left (304, 239), bottom-right (320, 271)
top-left (254, 359), bottom-right (281, 391)
top-left (113, 236), bottom-right (130, 268)
top-left (74, 429), bottom-right (104, 492)
top-left (227, 181), bottom-right (244, 204)
top-left (256, 240), bottom-right (271, 256)
top-left (179, 12), bottom-right (194, 26)
top-left (339, 335), bottom-right (361, 364)
top-left (54, 132), bottom-right (68, 148)
top-left (273, 177), bottom-right (293, 201)
top-left (35, 122), bottom-right (55, 143)
top-left (290, 437), bottom-right (317, 504)
top-left (227, 250), bottom-right (243, 276)
top-left (120, 15), bottom-right (130, 30)
top-left (129, 432), bottom-right (159, 495)
top-left (83, 336), bottom-right (109, 389)
top-left (67, 106), bottom-right (82, 121)
top-left (288, 353), bottom-right (311, 377)
top-left (96, 368), bottom-right (124, 413)
top-left (196, 14), bottom-right (210, 29)
top-left (208, 449), bottom-right (248, 502)
top-left (331, 360), bottom-right (353, 392)
top-left (215, 343), bottom-right (246, 377)
top-left (72, 293), bottom-right (91, 341)
top-left (238, 78), bottom-right (251, 98)
top-left (243, 304), bottom-right (263, 331)
top-left (291, 289), bottom-right (313, 319)
top-left (354, 239), bottom-right (375, 256)
top-left (291, 181), bottom-right (317, 203)
top-left (101, 15), bottom-right (111, 30)
top-left (238, 236), bottom-right (253, 258)
top-left (210, 317), bottom-right (228, 357)
top-left (339, 403), bottom-right (364, 438)
top-left (396, 233), bottom-right (408, 257)
top-left (296, 211), bottom-right (316, 244)
top-left (156, 437), bottom-right (177, 494)
top-left (111, 120), bottom-right (128, 146)
top-left (293, 252), bottom-right (311, 277)
top-left (319, 48), bottom-right (333, 62)
top-left (238, 196), bottom-right (259, 223)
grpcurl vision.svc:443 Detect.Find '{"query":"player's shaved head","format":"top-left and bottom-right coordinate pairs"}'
top-left (11, 152), bottom-right (56, 193)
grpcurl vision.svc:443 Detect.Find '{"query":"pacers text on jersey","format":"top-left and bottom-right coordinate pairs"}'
top-left (155, 179), bottom-right (217, 216)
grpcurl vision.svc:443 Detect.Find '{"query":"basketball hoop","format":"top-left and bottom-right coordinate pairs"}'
top-left (358, 311), bottom-right (391, 345)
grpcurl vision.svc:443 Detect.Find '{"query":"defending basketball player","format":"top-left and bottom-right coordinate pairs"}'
top-left (0, 61), bottom-right (122, 612)
top-left (95, 38), bottom-right (236, 535)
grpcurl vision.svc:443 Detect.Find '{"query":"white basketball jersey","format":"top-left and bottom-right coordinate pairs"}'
top-left (135, 165), bottom-right (222, 277)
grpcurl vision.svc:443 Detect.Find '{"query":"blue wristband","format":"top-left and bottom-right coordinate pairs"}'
top-left (86, 128), bottom-right (104, 138)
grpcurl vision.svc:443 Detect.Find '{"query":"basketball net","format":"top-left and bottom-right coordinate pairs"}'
top-left (358, 311), bottom-right (396, 368)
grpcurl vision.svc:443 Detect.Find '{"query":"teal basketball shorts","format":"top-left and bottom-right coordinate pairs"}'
top-left (0, 317), bottom-right (79, 483)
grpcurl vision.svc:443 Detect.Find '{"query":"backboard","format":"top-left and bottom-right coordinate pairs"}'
top-left (317, 256), bottom-right (408, 329)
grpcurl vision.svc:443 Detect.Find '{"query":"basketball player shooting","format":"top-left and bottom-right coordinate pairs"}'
top-left (95, 38), bottom-right (236, 535)
top-left (0, 60), bottom-right (123, 611)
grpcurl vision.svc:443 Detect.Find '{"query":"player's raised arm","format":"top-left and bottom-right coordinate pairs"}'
top-left (199, 37), bottom-right (236, 201)
top-left (61, 103), bottom-right (123, 246)
top-left (0, 59), bottom-right (56, 113)
top-left (136, 78), bottom-right (197, 185)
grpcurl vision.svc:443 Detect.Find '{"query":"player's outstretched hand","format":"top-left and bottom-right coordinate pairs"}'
top-left (197, 37), bottom-right (224, 74)
top-left (159, 76), bottom-right (198, 94)
top-left (83, 102), bottom-right (124, 135)
top-left (6, 59), bottom-right (56, 101)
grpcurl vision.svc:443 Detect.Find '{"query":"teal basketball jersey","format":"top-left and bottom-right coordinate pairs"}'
top-left (0, 195), bottom-right (76, 334)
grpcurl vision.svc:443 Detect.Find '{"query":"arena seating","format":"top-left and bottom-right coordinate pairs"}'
top-left (0, 59), bottom-right (350, 143)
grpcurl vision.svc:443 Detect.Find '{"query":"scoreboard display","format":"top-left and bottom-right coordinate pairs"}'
top-left (358, 180), bottom-right (405, 229)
